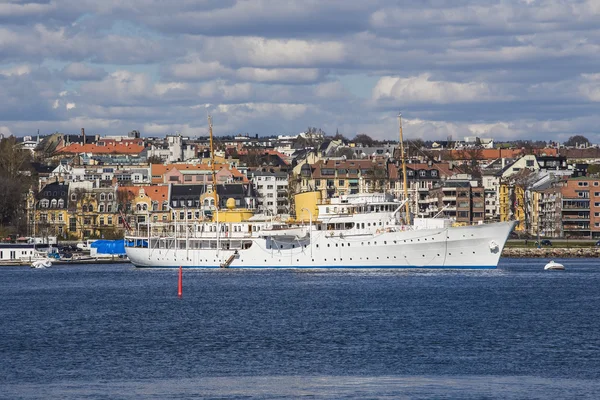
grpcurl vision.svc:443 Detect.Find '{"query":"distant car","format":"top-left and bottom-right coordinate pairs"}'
top-left (595, 240), bottom-right (600, 247)
top-left (540, 239), bottom-right (552, 246)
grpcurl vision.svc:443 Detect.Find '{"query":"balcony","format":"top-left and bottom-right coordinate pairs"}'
top-left (563, 225), bottom-right (590, 231)
top-left (562, 214), bottom-right (590, 221)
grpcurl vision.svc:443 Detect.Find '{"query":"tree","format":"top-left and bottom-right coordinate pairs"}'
top-left (0, 137), bottom-right (32, 231)
top-left (146, 155), bottom-right (164, 164)
top-left (334, 147), bottom-right (355, 159)
top-left (354, 134), bottom-right (375, 147)
top-left (332, 129), bottom-right (348, 142)
top-left (241, 148), bottom-right (264, 168)
top-left (564, 135), bottom-right (590, 147)
top-left (588, 164), bottom-right (600, 176)
top-left (366, 162), bottom-right (388, 192)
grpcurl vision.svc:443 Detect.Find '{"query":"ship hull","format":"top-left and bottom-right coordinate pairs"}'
top-left (126, 221), bottom-right (516, 269)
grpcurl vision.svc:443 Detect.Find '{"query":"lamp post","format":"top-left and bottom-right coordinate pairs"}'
top-left (301, 207), bottom-right (313, 258)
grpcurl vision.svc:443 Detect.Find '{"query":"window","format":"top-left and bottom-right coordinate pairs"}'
top-left (99, 204), bottom-right (105, 212)
top-left (339, 180), bottom-right (344, 186)
top-left (419, 170), bottom-right (426, 177)
top-left (108, 216), bottom-right (113, 225)
top-left (107, 204), bottom-right (112, 212)
top-left (100, 193), bottom-right (106, 201)
top-left (315, 180), bottom-right (321, 187)
top-left (99, 217), bottom-right (104, 226)
top-left (526, 160), bottom-right (535, 167)
top-left (57, 199), bottom-right (64, 208)
top-left (107, 193), bottom-right (114, 201)
top-left (431, 170), bottom-right (438, 177)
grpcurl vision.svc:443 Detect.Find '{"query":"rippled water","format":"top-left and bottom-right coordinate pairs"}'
top-left (1, 258), bottom-right (599, 399)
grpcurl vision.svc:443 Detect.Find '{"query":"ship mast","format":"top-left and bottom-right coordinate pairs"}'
top-left (208, 114), bottom-right (218, 206)
top-left (398, 113), bottom-right (410, 224)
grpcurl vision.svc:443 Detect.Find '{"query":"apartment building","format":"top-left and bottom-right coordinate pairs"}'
top-left (247, 170), bottom-right (289, 216)
top-left (427, 179), bottom-right (485, 224)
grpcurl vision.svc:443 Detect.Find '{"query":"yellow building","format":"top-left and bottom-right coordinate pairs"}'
top-left (498, 181), bottom-right (525, 232)
top-left (28, 182), bottom-right (70, 239)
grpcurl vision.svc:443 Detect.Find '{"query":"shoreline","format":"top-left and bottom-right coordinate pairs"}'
top-left (503, 247), bottom-right (600, 258)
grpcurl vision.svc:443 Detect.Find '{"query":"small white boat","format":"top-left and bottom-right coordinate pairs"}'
top-left (31, 259), bottom-right (52, 269)
top-left (544, 260), bottom-right (565, 271)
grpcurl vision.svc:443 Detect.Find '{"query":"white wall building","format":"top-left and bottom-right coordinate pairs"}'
top-left (248, 170), bottom-right (289, 216)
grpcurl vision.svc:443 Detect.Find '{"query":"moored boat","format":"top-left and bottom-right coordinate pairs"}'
top-left (544, 260), bottom-right (565, 271)
top-left (125, 190), bottom-right (516, 269)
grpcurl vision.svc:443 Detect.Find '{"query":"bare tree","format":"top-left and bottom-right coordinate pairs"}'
top-left (354, 134), bottom-right (375, 147)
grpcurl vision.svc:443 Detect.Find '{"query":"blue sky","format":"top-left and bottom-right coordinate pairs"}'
top-left (1, 0), bottom-right (599, 142)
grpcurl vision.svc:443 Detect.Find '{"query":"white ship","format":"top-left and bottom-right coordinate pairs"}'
top-left (125, 114), bottom-right (516, 269)
top-left (125, 191), bottom-right (516, 269)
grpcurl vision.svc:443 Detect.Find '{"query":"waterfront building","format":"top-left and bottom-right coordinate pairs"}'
top-left (247, 169), bottom-right (289, 216)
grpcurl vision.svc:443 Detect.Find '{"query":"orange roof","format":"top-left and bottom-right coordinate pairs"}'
top-left (142, 185), bottom-right (169, 202)
top-left (57, 142), bottom-right (145, 155)
top-left (117, 185), bottom-right (168, 202)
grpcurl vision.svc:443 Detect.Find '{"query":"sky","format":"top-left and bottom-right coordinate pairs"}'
top-left (0, 0), bottom-right (599, 142)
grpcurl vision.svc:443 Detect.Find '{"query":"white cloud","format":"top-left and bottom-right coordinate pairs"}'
top-left (0, 0), bottom-right (600, 142)
top-left (0, 64), bottom-right (31, 76)
top-left (578, 73), bottom-right (600, 102)
top-left (372, 74), bottom-right (502, 104)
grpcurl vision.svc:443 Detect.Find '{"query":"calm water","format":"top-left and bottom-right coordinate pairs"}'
top-left (1, 258), bottom-right (600, 399)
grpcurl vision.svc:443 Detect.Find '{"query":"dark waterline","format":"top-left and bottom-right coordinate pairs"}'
top-left (1, 258), bottom-right (600, 399)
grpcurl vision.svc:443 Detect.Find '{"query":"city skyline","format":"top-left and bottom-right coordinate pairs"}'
top-left (1, 1), bottom-right (599, 142)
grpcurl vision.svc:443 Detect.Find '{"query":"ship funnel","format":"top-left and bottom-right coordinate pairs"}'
top-left (294, 191), bottom-right (320, 222)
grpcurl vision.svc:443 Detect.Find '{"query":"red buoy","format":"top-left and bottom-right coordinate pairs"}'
top-left (178, 265), bottom-right (183, 298)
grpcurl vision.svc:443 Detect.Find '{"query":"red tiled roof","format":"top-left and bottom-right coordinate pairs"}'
top-left (57, 142), bottom-right (145, 155)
